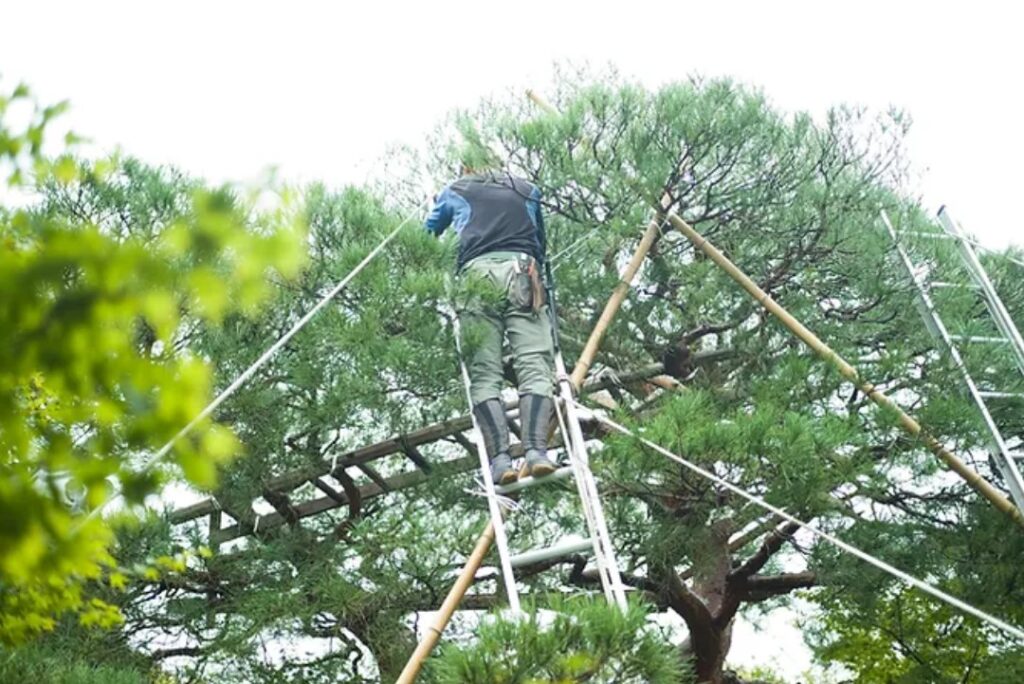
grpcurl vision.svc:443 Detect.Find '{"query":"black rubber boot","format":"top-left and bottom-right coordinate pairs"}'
top-left (519, 394), bottom-right (557, 478)
top-left (473, 399), bottom-right (516, 484)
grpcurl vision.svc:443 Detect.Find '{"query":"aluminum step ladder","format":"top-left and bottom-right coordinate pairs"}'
top-left (451, 296), bottom-right (628, 615)
top-left (882, 207), bottom-right (1024, 510)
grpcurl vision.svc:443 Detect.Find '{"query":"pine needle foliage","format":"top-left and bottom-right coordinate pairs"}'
top-left (425, 598), bottom-right (691, 684)
top-left (8, 65), bottom-right (1024, 682)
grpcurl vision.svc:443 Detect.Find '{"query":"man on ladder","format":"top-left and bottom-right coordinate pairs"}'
top-left (426, 153), bottom-right (558, 485)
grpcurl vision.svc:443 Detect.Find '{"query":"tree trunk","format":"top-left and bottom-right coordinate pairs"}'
top-left (663, 520), bottom-right (810, 683)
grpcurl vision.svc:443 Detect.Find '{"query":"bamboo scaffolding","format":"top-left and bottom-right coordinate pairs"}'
top-left (662, 210), bottom-right (1024, 529)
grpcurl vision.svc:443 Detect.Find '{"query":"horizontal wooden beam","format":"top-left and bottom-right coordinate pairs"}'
top-left (210, 456), bottom-right (479, 544)
top-left (171, 363), bottom-right (674, 525)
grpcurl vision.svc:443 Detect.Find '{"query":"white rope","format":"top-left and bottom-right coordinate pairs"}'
top-left (76, 208), bottom-right (423, 528)
top-left (549, 225), bottom-right (604, 271)
top-left (579, 402), bottom-right (1024, 643)
top-left (463, 480), bottom-right (520, 513)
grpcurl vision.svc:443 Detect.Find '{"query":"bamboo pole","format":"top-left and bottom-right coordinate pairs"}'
top-left (525, 90), bottom-right (668, 390)
top-left (395, 522), bottom-right (496, 684)
top-left (526, 89), bottom-right (556, 115)
top-left (662, 211), bottom-right (1024, 530)
top-left (570, 221), bottom-right (663, 390)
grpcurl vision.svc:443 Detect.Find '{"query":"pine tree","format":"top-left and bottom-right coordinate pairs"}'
top-left (10, 70), bottom-right (1024, 683)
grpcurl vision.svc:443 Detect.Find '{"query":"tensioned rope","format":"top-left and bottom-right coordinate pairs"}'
top-left (75, 208), bottom-right (423, 528)
top-left (576, 400), bottom-right (1024, 643)
top-left (549, 225), bottom-right (604, 270)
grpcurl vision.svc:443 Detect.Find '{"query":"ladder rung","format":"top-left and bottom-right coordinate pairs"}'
top-left (978, 391), bottom-right (1024, 400)
top-left (509, 538), bottom-right (592, 568)
top-left (494, 465), bottom-right (574, 495)
top-left (929, 280), bottom-right (978, 290)
top-left (949, 335), bottom-right (1010, 344)
top-left (900, 230), bottom-right (955, 240)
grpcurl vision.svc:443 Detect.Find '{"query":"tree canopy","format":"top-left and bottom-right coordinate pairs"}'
top-left (3, 70), bottom-right (1024, 683)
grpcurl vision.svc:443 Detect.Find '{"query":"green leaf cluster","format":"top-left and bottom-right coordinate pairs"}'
top-left (0, 81), bottom-right (306, 644)
top-left (426, 598), bottom-right (690, 684)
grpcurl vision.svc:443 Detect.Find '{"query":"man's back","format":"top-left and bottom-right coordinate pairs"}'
top-left (426, 171), bottom-right (545, 269)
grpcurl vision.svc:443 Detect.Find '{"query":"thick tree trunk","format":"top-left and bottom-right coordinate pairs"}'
top-left (661, 521), bottom-right (811, 684)
top-left (688, 520), bottom-right (734, 684)
top-left (347, 610), bottom-right (418, 682)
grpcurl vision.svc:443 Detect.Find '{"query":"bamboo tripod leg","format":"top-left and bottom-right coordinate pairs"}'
top-left (395, 523), bottom-right (496, 684)
top-left (569, 220), bottom-right (662, 390)
top-left (663, 211), bottom-right (1024, 530)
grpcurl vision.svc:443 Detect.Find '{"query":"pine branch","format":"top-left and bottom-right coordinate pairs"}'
top-left (727, 521), bottom-right (800, 582)
top-left (738, 571), bottom-right (818, 602)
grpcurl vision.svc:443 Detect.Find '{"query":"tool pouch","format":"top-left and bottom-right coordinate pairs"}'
top-left (511, 254), bottom-right (546, 312)
top-left (527, 257), bottom-right (546, 312)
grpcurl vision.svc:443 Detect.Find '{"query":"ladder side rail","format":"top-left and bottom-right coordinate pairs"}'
top-left (553, 364), bottom-right (629, 610)
top-left (545, 257), bottom-right (630, 611)
top-left (452, 315), bottom-right (522, 614)
top-left (550, 384), bottom-right (619, 606)
top-left (567, 413), bottom-right (631, 610)
top-left (882, 211), bottom-right (1024, 507)
top-left (938, 208), bottom-right (1024, 376)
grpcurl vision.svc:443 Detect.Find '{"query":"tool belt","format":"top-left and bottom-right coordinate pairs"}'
top-left (511, 253), bottom-right (546, 313)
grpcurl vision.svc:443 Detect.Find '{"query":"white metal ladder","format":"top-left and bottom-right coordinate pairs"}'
top-left (882, 207), bottom-right (1024, 510)
top-left (451, 318), bottom-right (628, 615)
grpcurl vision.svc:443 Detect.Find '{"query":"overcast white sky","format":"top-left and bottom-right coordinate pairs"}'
top-left (2, 1), bottom-right (1022, 250)
top-left (3, 1), bottom-right (1019, 678)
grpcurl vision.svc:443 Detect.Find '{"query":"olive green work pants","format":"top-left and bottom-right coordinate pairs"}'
top-left (457, 252), bottom-right (555, 406)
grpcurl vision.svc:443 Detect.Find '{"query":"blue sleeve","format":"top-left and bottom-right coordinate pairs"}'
top-left (425, 186), bottom-right (454, 236)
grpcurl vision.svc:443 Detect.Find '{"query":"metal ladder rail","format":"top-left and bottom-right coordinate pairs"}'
top-left (544, 264), bottom-right (630, 610)
top-left (452, 314), bottom-right (523, 614)
top-left (545, 258), bottom-right (629, 611)
top-left (882, 210), bottom-right (1024, 510)
top-left (451, 315), bottom-right (627, 612)
top-left (552, 350), bottom-right (629, 610)
top-left (938, 207), bottom-right (1024, 377)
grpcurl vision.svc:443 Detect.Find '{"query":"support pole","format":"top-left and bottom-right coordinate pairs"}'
top-left (570, 221), bottom-right (662, 390)
top-left (395, 523), bottom-right (496, 684)
top-left (525, 89), bottom-right (668, 391)
top-left (662, 211), bottom-right (1024, 530)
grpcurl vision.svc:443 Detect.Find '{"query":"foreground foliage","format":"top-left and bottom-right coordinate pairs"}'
top-left (426, 599), bottom-right (690, 684)
top-left (0, 82), bottom-right (305, 644)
